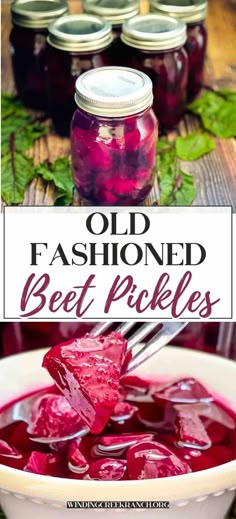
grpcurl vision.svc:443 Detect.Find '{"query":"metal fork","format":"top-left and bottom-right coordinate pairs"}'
top-left (0, 321), bottom-right (187, 444)
top-left (91, 321), bottom-right (188, 375)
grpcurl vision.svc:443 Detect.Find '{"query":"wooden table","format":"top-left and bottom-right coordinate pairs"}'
top-left (1, 0), bottom-right (236, 208)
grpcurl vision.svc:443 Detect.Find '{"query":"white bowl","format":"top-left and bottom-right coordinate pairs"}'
top-left (0, 346), bottom-right (235, 519)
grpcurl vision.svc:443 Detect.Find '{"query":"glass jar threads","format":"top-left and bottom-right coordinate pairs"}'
top-left (150, 0), bottom-right (207, 99)
top-left (46, 14), bottom-right (113, 135)
top-left (121, 14), bottom-right (188, 130)
top-left (71, 67), bottom-right (158, 206)
top-left (10, 0), bottom-right (68, 110)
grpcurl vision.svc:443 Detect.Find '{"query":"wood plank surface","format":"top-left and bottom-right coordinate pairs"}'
top-left (1, 0), bottom-right (236, 208)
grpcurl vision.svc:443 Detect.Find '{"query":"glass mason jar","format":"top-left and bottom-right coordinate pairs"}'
top-left (71, 67), bottom-right (158, 206)
top-left (46, 14), bottom-right (113, 136)
top-left (121, 14), bottom-right (188, 131)
top-left (150, 0), bottom-right (208, 100)
top-left (10, 0), bottom-right (68, 111)
top-left (82, 0), bottom-right (140, 65)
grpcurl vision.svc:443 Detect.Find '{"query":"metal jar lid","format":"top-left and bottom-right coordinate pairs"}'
top-left (121, 14), bottom-right (187, 51)
top-left (47, 14), bottom-right (113, 52)
top-left (150, 0), bottom-right (207, 24)
top-left (82, 0), bottom-right (139, 27)
top-left (75, 66), bottom-right (153, 117)
top-left (11, 0), bottom-right (68, 29)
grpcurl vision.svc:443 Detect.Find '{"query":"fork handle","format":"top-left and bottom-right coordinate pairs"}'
top-left (124, 322), bottom-right (188, 374)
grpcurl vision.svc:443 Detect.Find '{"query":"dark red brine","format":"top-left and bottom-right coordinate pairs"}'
top-left (0, 359), bottom-right (235, 479)
top-left (185, 21), bottom-right (207, 99)
top-left (121, 14), bottom-right (188, 131)
top-left (10, 0), bottom-right (68, 111)
top-left (150, 0), bottom-right (208, 99)
top-left (71, 67), bottom-right (158, 206)
top-left (46, 14), bottom-right (113, 136)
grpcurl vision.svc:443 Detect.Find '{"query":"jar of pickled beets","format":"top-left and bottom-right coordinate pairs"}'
top-left (150, 0), bottom-right (207, 100)
top-left (46, 15), bottom-right (113, 135)
top-left (71, 67), bottom-right (158, 206)
top-left (10, 0), bottom-right (68, 111)
top-left (121, 14), bottom-right (188, 130)
top-left (82, 0), bottom-right (139, 65)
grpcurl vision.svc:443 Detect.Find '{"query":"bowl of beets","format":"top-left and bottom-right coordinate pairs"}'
top-left (0, 333), bottom-right (235, 519)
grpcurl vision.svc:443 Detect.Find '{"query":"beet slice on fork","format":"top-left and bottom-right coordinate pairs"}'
top-left (43, 333), bottom-right (127, 434)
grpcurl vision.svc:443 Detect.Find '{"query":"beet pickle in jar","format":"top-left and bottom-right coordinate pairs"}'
top-left (150, 0), bottom-right (208, 100)
top-left (82, 0), bottom-right (140, 65)
top-left (121, 14), bottom-right (188, 131)
top-left (10, 0), bottom-right (68, 111)
top-left (46, 15), bottom-right (113, 136)
top-left (71, 67), bottom-right (158, 206)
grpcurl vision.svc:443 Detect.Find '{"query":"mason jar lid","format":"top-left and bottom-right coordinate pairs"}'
top-left (82, 0), bottom-right (139, 26)
top-left (75, 66), bottom-right (153, 117)
top-left (121, 14), bottom-right (186, 51)
top-left (150, 0), bottom-right (207, 24)
top-left (47, 14), bottom-right (113, 52)
top-left (11, 0), bottom-right (68, 29)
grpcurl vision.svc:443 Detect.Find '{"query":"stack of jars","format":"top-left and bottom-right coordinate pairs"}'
top-left (83, 0), bottom-right (208, 128)
top-left (10, 1), bottom-right (115, 134)
top-left (9, 0), bottom-right (207, 206)
top-left (10, 0), bottom-right (207, 132)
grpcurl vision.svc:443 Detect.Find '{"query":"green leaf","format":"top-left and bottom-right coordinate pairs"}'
top-left (217, 88), bottom-right (236, 102)
top-left (1, 113), bottom-right (34, 154)
top-left (1, 93), bottom-right (27, 119)
top-left (1, 93), bottom-right (47, 155)
top-left (156, 138), bottom-right (176, 174)
top-left (173, 170), bottom-right (196, 205)
top-left (0, 509), bottom-right (6, 519)
top-left (159, 164), bottom-right (196, 206)
top-left (156, 138), bottom-right (196, 206)
top-left (14, 123), bottom-right (47, 153)
top-left (36, 157), bottom-right (74, 206)
top-left (175, 130), bottom-right (215, 160)
top-left (188, 91), bottom-right (236, 138)
top-left (157, 137), bottom-right (174, 153)
top-left (1, 152), bottom-right (35, 205)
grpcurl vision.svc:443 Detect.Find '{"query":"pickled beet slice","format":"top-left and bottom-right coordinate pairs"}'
top-left (153, 378), bottom-right (213, 404)
top-left (127, 440), bottom-right (191, 480)
top-left (197, 402), bottom-right (236, 430)
top-left (83, 458), bottom-right (127, 481)
top-left (72, 127), bottom-right (113, 171)
top-left (98, 433), bottom-right (155, 449)
top-left (175, 406), bottom-right (211, 449)
top-left (43, 333), bottom-right (127, 434)
top-left (124, 129), bottom-right (141, 151)
top-left (111, 402), bottom-right (138, 420)
top-left (120, 374), bottom-right (151, 391)
top-left (24, 452), bottom-right (61, 476)
top-left (197, 402), bottom-right (235, 443)
top-left (67, 438), bottom-right (89, 474)
top-left (28, 394), bottom-right (84, 439)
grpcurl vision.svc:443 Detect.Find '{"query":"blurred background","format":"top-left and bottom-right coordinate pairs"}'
top-left (0, 321), bottom-right (235, 359)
